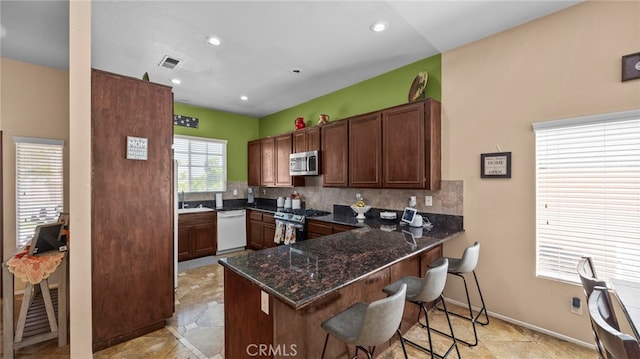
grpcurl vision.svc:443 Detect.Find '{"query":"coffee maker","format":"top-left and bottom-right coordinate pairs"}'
top-left (247, 187), bottom-right (255, 204)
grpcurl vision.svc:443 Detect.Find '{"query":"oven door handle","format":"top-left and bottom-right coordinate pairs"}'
top-left (276, 220), bottom-right (304, 230)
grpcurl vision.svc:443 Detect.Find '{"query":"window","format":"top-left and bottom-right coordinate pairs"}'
top-left (174, 135), bottom-right (227, 192)
top-left (533, 110), bottom-right (640, 284)
top-left (14, 137), bottom-right (64, 248)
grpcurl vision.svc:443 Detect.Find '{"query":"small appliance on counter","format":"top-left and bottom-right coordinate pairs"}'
top-left (284, 197), bottom-right (292, 209)
top-left (401, 207), bottom-right (423, 227)
top-left (292, 198), bottom-right (301, 209)
top-left (247, 188), bottom-right (254, 204)
top-left (380, 211), bottom-right (397, 220)
top-left (277, 196), bottom-right (285, 208)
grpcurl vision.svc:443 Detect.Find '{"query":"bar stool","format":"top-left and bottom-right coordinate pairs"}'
top-left (383, 258), bottom-right (460, 359)
top-left (321, 283), bottom-right (408, 359)
top-left (429, 241), bottom-right (489, 347)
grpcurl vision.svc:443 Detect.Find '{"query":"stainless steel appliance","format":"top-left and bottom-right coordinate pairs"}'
top-left (274, 209), bottom-right (330, 242)
top-left (290, 150), bottom-right (319, 176)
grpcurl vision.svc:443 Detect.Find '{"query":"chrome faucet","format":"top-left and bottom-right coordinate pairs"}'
top-left (180, 191), bottom-right (185, 209)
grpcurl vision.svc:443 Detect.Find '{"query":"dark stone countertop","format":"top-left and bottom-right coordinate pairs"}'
top-left (218, 224), bottom-right (463, 310)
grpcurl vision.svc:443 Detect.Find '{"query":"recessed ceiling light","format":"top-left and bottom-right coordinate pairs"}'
top-left (207, 36), bottom-right (221, 46)
top-left (240, 96), bottom-right (248, 101)
top-left (370, 21), bottom-right (388, 32)
top-left (171, 78), bottom-right (182, 85)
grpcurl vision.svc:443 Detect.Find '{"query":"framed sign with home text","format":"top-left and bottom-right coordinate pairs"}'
top-left (481, 152), bottom-right (511, 178)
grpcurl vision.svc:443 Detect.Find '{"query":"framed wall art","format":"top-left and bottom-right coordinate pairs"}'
top-left (622, 52), bottom-right (640, 81)
top-left (481, 152), bottom-right (512, 178)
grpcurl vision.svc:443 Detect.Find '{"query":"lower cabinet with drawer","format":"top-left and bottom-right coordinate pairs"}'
top-left (178, 211), bottom-right (217, 261)
top-left (307, 219), bottom-right (356, 239)
top-left (247, 209), bottom-right (277, 250)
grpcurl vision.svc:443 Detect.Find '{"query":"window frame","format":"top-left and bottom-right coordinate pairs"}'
top-left (14, 136), bottom-right (65, 249)
top-left (173, 134), bottom-right (228, 193)
top-left (532, 109), bottom-right (640, 285)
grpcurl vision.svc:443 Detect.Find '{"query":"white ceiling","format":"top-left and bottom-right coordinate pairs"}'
top-left (1, 1), bottom-right (580, 118)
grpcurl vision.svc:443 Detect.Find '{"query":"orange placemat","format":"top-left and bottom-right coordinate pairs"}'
top-left (6, 248), bottom-right (65, 284)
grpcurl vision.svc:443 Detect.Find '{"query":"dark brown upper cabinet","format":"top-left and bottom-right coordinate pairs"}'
top-left (321, 121), bottom-right (349, 187)
top-left (349, 113), bottom-right (382, 188)
top-left (293, 126), bottom-right (321, 153)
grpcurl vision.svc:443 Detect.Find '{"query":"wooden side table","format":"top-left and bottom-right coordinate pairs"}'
top-left (2, 251), bottom-right (68, 358)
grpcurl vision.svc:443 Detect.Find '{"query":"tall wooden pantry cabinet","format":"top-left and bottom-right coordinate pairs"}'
top-left (91, 69), bottom-right (174, 351)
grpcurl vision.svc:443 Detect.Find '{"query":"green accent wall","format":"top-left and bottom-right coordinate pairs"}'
top-left (173, 103), bottom-right (259, 181)
top-left (259, 54), bottom-right (441, 137)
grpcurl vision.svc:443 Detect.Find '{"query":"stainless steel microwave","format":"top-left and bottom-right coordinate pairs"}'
top-left (290, 150), bottom-right (319, 176)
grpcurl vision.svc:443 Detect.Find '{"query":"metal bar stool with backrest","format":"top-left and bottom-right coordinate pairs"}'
top-left (382, 258), bottom-right (460, 359)
top-left (321, 283), bottom-right (409, 359)
top-left (577, 256), bottom-right (619, 359)
top-left (428, 241), bottom-right (489, 347)
top-left (588, 286), bottom-right (640, 359)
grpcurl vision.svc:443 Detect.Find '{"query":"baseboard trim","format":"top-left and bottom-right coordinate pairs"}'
top-left (442, 297), bottom-right (596, 351)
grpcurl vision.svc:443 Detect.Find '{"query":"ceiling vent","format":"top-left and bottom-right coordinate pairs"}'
top-left (158, 55), bottom-right (182, 70)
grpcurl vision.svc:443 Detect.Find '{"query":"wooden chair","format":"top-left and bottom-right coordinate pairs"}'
top-left (588, 286), bottom-right (640, 359)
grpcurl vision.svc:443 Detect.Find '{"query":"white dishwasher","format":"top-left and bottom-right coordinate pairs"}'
top-left (216, 209), bottom-right (247, 255)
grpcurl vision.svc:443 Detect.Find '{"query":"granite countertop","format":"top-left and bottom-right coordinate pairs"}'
top-left (218, 225), bottom-right (463, 310)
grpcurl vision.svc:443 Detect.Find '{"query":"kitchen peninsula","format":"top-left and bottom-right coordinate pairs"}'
top-left (219, 217), bottom-right (463, 357)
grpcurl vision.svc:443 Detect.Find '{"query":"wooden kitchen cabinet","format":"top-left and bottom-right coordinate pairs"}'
top-left (349, 112), bottom-right (382, 188)
top-left (247, 210), bottom-right (278, 249)
top-left (260, 137), bottom-right (276, 186)
top-left (247, 139), bottom-right (261, 186)
top-left (382, 99), bottom-right (441, 190)
top-left (275, 134), bottom-right (299, 187)
top-left (178, 211), bottom-right (217, 261)
top-left (262, 213), bottom-right (277, 249)
top-left (307, 219), bottom-right (356, 239)
top-left (91, 69), bottom-right (174, 351)
top-left (320, 98), bottom-right (441, 189)
top-left (251, 134), bottom-right (304, 187)
top-left (293, 126), bottom-right (321, 153)
top-left (321, 121), bottom-right (349, 187)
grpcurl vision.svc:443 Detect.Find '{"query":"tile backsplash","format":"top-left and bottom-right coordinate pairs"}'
top-left (262, 178), bottom-right (463, 215)
top-left (181, 179), bottom-right (463, 216)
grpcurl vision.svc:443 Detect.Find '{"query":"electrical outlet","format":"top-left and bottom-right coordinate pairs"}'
top-left (261, 291), bottom-right (269, 314)
top-left (425, 195), bottom-right (433, 206)
top-left (233, 189), bottom-right (238, 196)
top-left (571, 296), bottom-right (582, 315)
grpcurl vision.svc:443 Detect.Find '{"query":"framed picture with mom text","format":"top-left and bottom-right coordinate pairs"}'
top-left (481, 152), bottom-right (512, 178)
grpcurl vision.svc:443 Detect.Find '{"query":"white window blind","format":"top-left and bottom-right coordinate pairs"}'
top-left (174, 135), bottom-right (227, 192)
top-left (533, 110), bottom-right (640, 284)
top-left (14, 137), bottom-right (65, 249)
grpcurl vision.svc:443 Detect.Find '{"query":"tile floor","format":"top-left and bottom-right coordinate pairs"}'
top-left (4, 252), bottom-right (598, 358)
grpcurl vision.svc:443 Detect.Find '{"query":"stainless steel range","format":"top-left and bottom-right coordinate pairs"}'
top-left (273, 209), bottom-right (330, 242)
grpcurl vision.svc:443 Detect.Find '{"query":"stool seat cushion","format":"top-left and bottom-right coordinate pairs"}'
top-left (384, 259), bottom-right (448, 304)
top-left (383, 276), bottom-right (424, 302)
top-left (321, 302), bottom-right (368, 344)
top-left (431, 257), bottom-right (463, 272)
top-left (429, 242), bottom-right (480, 274)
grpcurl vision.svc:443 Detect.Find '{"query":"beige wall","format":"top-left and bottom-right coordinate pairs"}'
top-left (441, 1), bottom-right (640, 344)
top-left (0, 57), bottom-right (70, 262)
